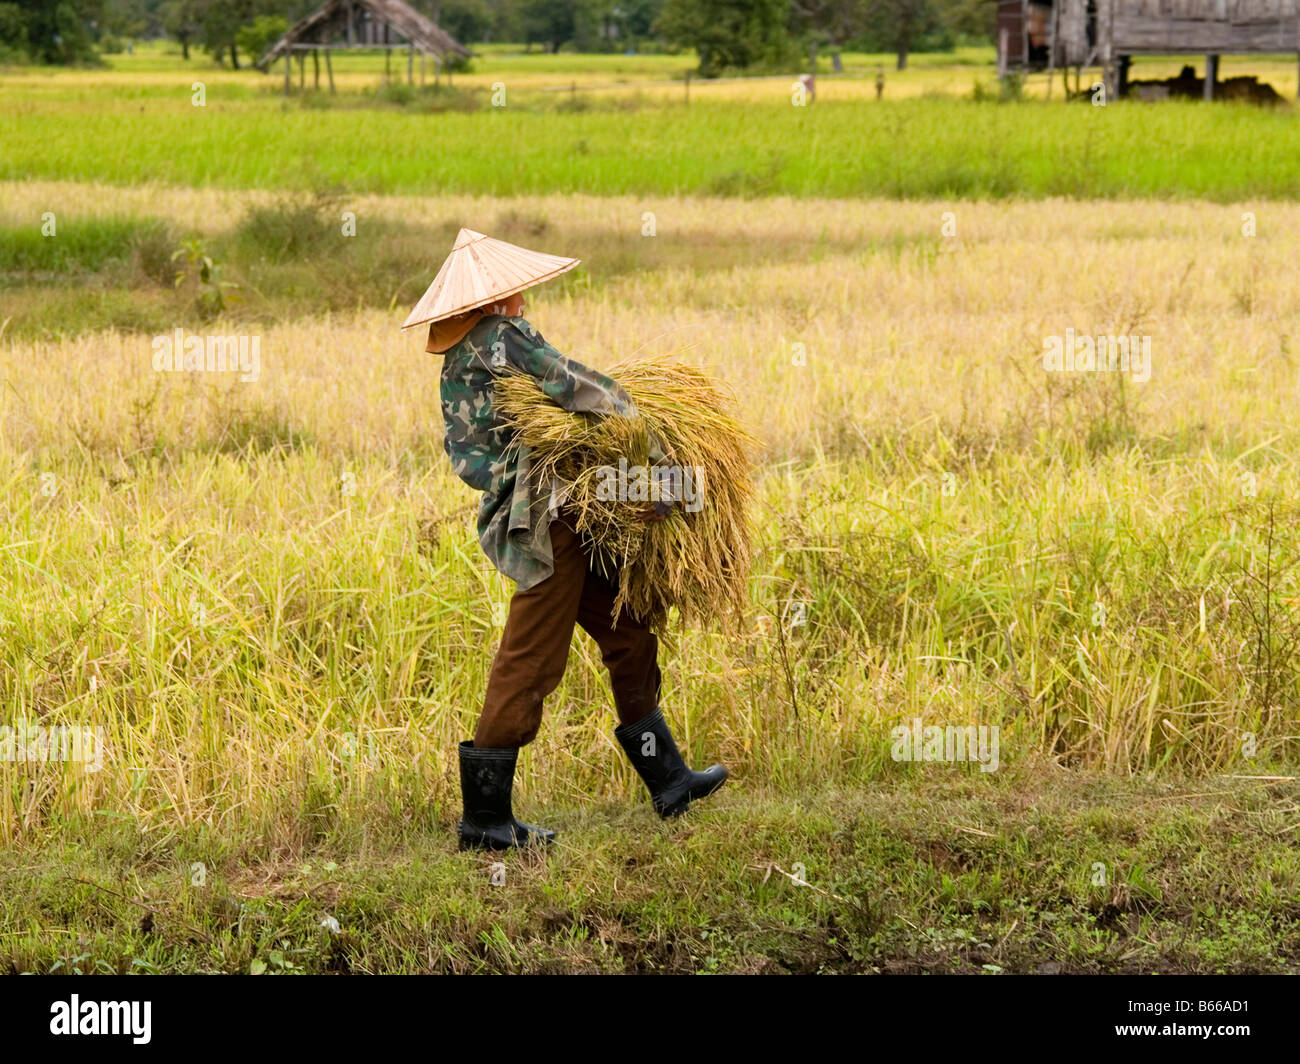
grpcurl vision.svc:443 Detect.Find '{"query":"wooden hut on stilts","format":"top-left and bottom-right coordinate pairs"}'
top-left (997, 0), bottom-right (1300, 99)
top-left (256, 0), bottom-right (470, 95)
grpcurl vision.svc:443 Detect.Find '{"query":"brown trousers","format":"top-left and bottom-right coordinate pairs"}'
top-left (474, 518), bottom-right (661, 748)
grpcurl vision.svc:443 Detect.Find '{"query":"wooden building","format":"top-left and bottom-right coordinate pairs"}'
top-left (257, 0), bottom-right (470, 94)
top-left (996, 0), bottom-right (1300, 97)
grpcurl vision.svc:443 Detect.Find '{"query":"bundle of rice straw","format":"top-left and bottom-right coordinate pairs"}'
top-left (496, 356), bottom-right (756, 631)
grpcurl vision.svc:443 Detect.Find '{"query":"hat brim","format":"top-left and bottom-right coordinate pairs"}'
top-left (401, 225), bottom-right (583, 332)
top-left (401, 259), bottom-right (579, 329)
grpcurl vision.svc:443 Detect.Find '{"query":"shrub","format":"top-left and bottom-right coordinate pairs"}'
top-left (234, 194), bottom-right (341, 263)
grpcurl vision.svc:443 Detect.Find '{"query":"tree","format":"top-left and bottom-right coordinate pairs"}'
top-left (195, 0), bottom-right (265, 69)
top-left (520, 0), bottom-right (576, 52)
top-left (933, 0), bottom-right (995, 42)
top-left (475, 0), bottom-right (524, 43)
top-left (790, 0), bottom-right (865, 71)
top-left (0, 2), bottom-right (29, 59)
top-left (3, 0), bottom-right (104, 63)
top-left (103, 0), bottom-right (149, 40)
top-left (857, 0), bottom-right (939, 69)
top-left (436, 0), bottom-right (493, 43)
top-left (235, 13), bottom-right (285, 65)
top-left (656, 0), bottom-right (794, 76)
top-left (160, 0), bottom-right (200, 59)
top-left (623, 0), bottom-right (664, 38)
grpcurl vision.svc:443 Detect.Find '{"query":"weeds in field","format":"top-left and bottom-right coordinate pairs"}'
top-left (171, 238), bottom-right (236, 318)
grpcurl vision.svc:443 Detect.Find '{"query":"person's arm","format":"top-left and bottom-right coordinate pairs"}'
top-left (498, 319), bottom-right (674, 519)
top-left (498, 319), bottom-right (636, 417)
top-left (500, 319), bottom-right (671, 457)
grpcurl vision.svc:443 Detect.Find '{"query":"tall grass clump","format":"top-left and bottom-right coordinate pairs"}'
top-left (497, 357), bottom-right (757, 630)
top-left (233, 193), bottom-right (344, 262)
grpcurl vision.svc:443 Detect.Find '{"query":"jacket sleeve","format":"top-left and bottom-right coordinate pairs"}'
top-left (498, 319), bottom-right (669, 466)
top-left (500, 319), bottom-right (636, 417)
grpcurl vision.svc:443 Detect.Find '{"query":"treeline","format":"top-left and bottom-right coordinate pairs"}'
top-left (0, 0), bottom-right (996, 74)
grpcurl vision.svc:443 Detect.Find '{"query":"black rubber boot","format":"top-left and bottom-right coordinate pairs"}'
top-left (615, 708), bottom-right (728, 818)
top-left (457, 741), bottom-right (556, 851)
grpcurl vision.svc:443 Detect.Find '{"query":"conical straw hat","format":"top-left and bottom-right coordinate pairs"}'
top-left (401, 228), bottom-right (580, 329)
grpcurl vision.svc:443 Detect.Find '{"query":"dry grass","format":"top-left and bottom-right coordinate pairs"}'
top-left (497, 356), bottom-right (757, 629)
top-left (2, 186), bottom-right (1300, 844)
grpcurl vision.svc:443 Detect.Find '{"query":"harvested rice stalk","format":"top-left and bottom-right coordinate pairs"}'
top-left (497, 356), bottom-right (756, 631)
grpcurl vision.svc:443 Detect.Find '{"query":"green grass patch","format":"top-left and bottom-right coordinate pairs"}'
top-left (0, 215), bottom-right (174, 278)
top-left (3, 97), bottom-right (1300, 201)
top-left (2, 772), bottom-right (1296, 974)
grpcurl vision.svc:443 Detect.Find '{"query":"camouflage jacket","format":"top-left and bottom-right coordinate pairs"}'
top-left (440, 315), bottom-right (640, 590)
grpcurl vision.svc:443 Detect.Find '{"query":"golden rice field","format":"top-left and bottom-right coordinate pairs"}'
top-left (3, 181), bottom-right (1299, 851)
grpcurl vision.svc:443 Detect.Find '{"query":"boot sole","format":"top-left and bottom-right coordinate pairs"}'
top-left (656, 771), bottom-right (728, 819)
top-left (458, 835), bottom-right (555, 852)
top-left (458, 827), bottom-right (557, 851)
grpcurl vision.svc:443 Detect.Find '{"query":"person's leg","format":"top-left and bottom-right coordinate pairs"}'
top-left (576, 562), bottom-right (728, 818)
top-left (474, 519), bottom-right (586, 748)
top-left (459, 518), bottom-right (589, 850)
top-left (574, 565), bottom-right (660, 728)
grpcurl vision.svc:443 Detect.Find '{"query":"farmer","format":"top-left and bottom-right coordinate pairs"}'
top-left (404, 228), bottom-right (728, 851)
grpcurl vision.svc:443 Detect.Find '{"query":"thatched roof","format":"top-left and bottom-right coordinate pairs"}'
top-left (258, 0), bottom-right (470, 68)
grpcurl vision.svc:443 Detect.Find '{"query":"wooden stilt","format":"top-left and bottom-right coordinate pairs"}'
top-left (313, 48), bottom-right (320, 90)
top-left (1046, 2), bottom-right (1058, 100)
top-left (326, 49), bottom-right (335, 94)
